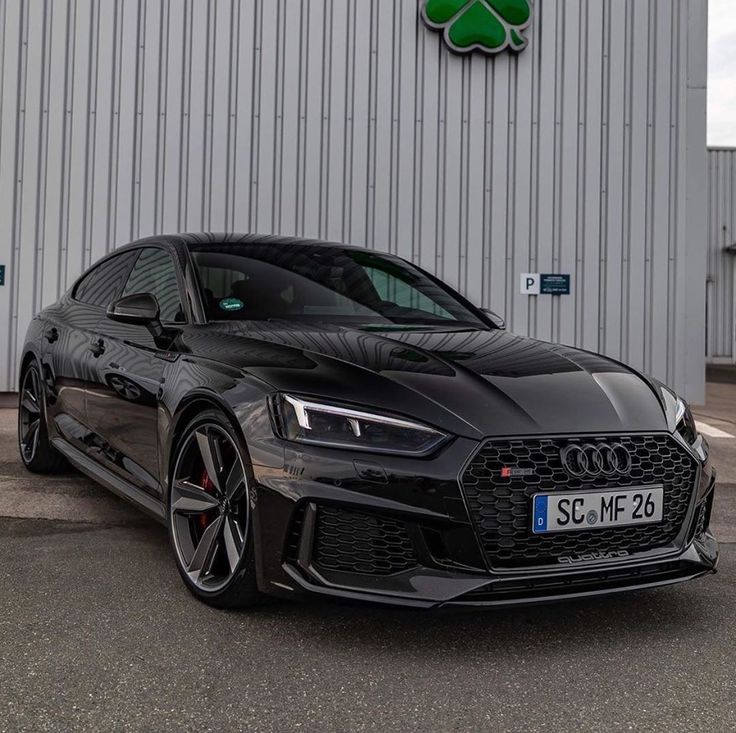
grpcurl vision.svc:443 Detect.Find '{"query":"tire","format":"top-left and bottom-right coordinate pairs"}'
top-left (18, 361), bottom-right (67, 474)
top-left (168, 408), bottom-right (261, 609)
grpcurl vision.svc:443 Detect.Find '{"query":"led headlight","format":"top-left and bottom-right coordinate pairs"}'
top-left (270, 394), bottom-right (449, 456)
top-left (675, 397), bottom-right (699, 446)
top-left (649, 376), bottom-right (700, 448)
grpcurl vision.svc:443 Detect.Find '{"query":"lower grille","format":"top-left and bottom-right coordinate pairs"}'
top-left (461, 434), bottom-right (698, 568)
top-left (314, 506), bottom-right (418, 576)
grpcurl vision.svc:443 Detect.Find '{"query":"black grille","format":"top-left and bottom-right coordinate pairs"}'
top-left (314, 506), bottom-right (418, 576)
top-left (461, 434), bottom-right (698, 568)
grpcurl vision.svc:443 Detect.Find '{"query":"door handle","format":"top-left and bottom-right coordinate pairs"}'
top-left (45, 327), bottom-right (59, 344)
top-left (89, 338), bottom-right (106, 358)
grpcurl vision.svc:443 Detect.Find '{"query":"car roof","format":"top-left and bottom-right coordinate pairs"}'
top-left (115, 233), bottom-right (379, 254)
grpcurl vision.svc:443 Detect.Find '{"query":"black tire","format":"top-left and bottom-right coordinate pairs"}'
top-left (18, 361), bottom-right (67, 474)
top-left (168, 408), bottom-right (261, 609)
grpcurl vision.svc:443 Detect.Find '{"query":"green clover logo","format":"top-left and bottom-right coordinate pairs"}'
top-left (422, 0), bottom-right (532, 55)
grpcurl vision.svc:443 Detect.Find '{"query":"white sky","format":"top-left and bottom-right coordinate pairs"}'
top-left (709, 0), bottom-right (736, 146)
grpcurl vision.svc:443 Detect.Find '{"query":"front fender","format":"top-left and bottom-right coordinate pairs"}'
top-left (158, 358), bottom-right (283, 505)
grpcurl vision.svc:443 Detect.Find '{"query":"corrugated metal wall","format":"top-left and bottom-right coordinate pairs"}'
top-left (0, 0), bottom-right (708, 401)
top-left (706, 148), bottom-right (736, 361)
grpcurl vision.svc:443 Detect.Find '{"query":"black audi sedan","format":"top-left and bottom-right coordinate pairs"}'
top-left (18, 233), bottom-right (718, 608)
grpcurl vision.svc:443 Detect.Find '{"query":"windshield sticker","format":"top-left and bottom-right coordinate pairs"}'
top-left (219, 298), bottom-right (245, 312)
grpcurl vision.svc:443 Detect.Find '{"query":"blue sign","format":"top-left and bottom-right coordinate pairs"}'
top-left (0, 265), bottom-right (5, 286)
top-left (533, 495), bottom-right (549, 533)
top-left (540, 274), bottom-right (570, 295)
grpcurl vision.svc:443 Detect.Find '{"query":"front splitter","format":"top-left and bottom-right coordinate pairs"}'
top-left (273, 533), bottom-right (718, 609)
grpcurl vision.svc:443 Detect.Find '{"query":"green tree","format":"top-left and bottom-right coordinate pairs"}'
top-left (422, 0), bottom-right (532, 54)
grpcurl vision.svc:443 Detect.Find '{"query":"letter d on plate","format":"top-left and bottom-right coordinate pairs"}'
top-left (533, 495), bottom-right (548, 532)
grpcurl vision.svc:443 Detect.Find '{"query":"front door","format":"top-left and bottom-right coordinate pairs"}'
top-left (85, 246), bottom-right (187, 496)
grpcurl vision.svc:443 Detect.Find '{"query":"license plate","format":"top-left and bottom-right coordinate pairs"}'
top-left (532, 486), bottom-right (664, 534)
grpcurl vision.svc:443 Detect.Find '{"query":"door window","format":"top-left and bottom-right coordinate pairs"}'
top-left (123, 248), bottom-right (185, 323)
top-left (74, 251), bottom-right (139, 309)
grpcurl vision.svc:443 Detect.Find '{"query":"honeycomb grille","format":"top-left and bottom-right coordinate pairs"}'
top-left (461, 434), bottom-right (698, 568)
top-left (314, 506), bottom-right (418, 576)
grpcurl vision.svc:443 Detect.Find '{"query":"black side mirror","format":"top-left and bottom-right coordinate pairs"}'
top-left (480, 308), bottom-right (506, 330)
top-left (107, 293), bottom-right (160, 326)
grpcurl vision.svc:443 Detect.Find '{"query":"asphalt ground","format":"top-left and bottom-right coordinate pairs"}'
top-left (1, 389), bottom-right (736, 732)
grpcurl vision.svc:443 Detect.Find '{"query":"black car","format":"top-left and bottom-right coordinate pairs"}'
top-left (18, 233), bottom-right (718, 608)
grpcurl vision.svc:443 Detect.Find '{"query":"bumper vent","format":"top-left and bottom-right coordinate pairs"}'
top-left (691, 490), bottom-right (715, 541)
top-left (461, 434), bottom-right (698, 568)
top-left (313, 506), bottom-right (418, 576)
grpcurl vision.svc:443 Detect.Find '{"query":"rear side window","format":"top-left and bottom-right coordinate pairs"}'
top-left (122, 248), bottom-right (185, 323)
top-left (74, 251), bottom-right (138, 309)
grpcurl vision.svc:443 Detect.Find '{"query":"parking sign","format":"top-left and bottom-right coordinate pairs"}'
top-left (520, 273), bottom-right (540, 295)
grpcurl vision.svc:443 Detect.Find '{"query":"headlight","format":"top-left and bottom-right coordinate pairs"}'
top-left (675, 397), bottom-right (699, 445)
top-left (270, 394), bottom-right (449, 456)
top-left (649, 376), bottom-right (700, 447)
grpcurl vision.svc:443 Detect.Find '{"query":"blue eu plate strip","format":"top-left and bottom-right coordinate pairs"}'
top-left (533, 495), bottom-right (548, 533)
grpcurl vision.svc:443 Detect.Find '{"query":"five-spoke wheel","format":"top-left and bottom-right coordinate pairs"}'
top-left (169, 412), bottom-right (259, 605)
top-left (18, 362), bottom-right (65, 474)
top-left (19, 367), bottom-right (42, 464)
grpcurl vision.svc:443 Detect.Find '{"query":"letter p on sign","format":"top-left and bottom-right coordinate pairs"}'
top-left (520, 273), bottom-right (540, 295)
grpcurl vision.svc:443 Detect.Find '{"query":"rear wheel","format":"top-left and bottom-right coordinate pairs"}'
top-left (168, 409), bottom-right (261, 608)
top-left (18, 362), bottom-right (66, 474)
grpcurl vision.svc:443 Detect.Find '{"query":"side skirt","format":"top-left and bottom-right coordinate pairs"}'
top-left (51, 437), bottom-right (167, 525)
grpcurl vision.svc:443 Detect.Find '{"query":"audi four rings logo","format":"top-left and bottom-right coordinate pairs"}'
top-left (560, 443), bottom-right (633, 478)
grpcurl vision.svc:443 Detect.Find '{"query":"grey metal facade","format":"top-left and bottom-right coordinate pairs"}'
top-left (707, 147), bottom-right (736, 363)
top-left (0, 0), bottom-right (708, 401)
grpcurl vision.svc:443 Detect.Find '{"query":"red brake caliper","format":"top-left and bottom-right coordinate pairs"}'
top-left (198, 468), bottom-right (216, 530)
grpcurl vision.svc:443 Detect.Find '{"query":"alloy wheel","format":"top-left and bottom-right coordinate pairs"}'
top-left (170, 423), bottom-right (250, 592)
top-left (19, 368), bottom-right (42, 464)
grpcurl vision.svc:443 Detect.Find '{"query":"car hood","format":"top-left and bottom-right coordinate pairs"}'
top-left (182, 322), bottom-right (668, 440)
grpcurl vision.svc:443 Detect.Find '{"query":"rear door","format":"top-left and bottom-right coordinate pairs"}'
top-left (42, 251), bottom-right (138, 454)
top-left (85, 246), bottom-right (188, 496)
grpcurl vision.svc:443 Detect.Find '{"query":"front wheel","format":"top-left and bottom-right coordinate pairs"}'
top-left (168, 409), bottom-right (261, 608)
top-left (18, 362), bottom-right (66, 474)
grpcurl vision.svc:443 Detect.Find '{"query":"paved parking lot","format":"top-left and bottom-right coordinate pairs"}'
top-left (1, 390), bottom-right (736, 732)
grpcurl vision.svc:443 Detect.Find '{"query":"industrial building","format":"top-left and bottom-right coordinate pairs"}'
top-left (0, 0), bottom-right (710, 401)
top-left (707, 147), bottom-right (736, 365)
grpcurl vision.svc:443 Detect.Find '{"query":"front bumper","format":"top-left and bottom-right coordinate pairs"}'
top-left (278, 532), bottom-right (718, 608)
top-left (251, 434), bottom-right (719, 609)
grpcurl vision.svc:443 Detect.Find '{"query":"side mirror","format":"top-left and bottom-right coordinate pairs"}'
top-left (107, 293), bottom-right (160, 325)
top-left (480, 308), bottom-right (506, 330)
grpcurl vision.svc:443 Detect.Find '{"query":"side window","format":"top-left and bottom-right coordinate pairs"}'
top-left (123, 248), bottom-right (185, 323)
top-left (74, 252), bottom-right (138, 309)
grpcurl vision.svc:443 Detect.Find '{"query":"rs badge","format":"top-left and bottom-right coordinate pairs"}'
top-left (501, 467), bottom-right (535, 478)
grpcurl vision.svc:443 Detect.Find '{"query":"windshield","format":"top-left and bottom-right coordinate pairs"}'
top-left (188, 242), bottom-right (486, 328)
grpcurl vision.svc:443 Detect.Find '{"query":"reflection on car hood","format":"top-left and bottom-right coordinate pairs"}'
top-left (182, 321), bottom-right (668, 439)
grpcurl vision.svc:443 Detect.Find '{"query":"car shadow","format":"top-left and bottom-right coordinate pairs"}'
top-left (230, 573), bottom-right (720, 660)
top-left (117, 510), bottom-right (724, 660)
